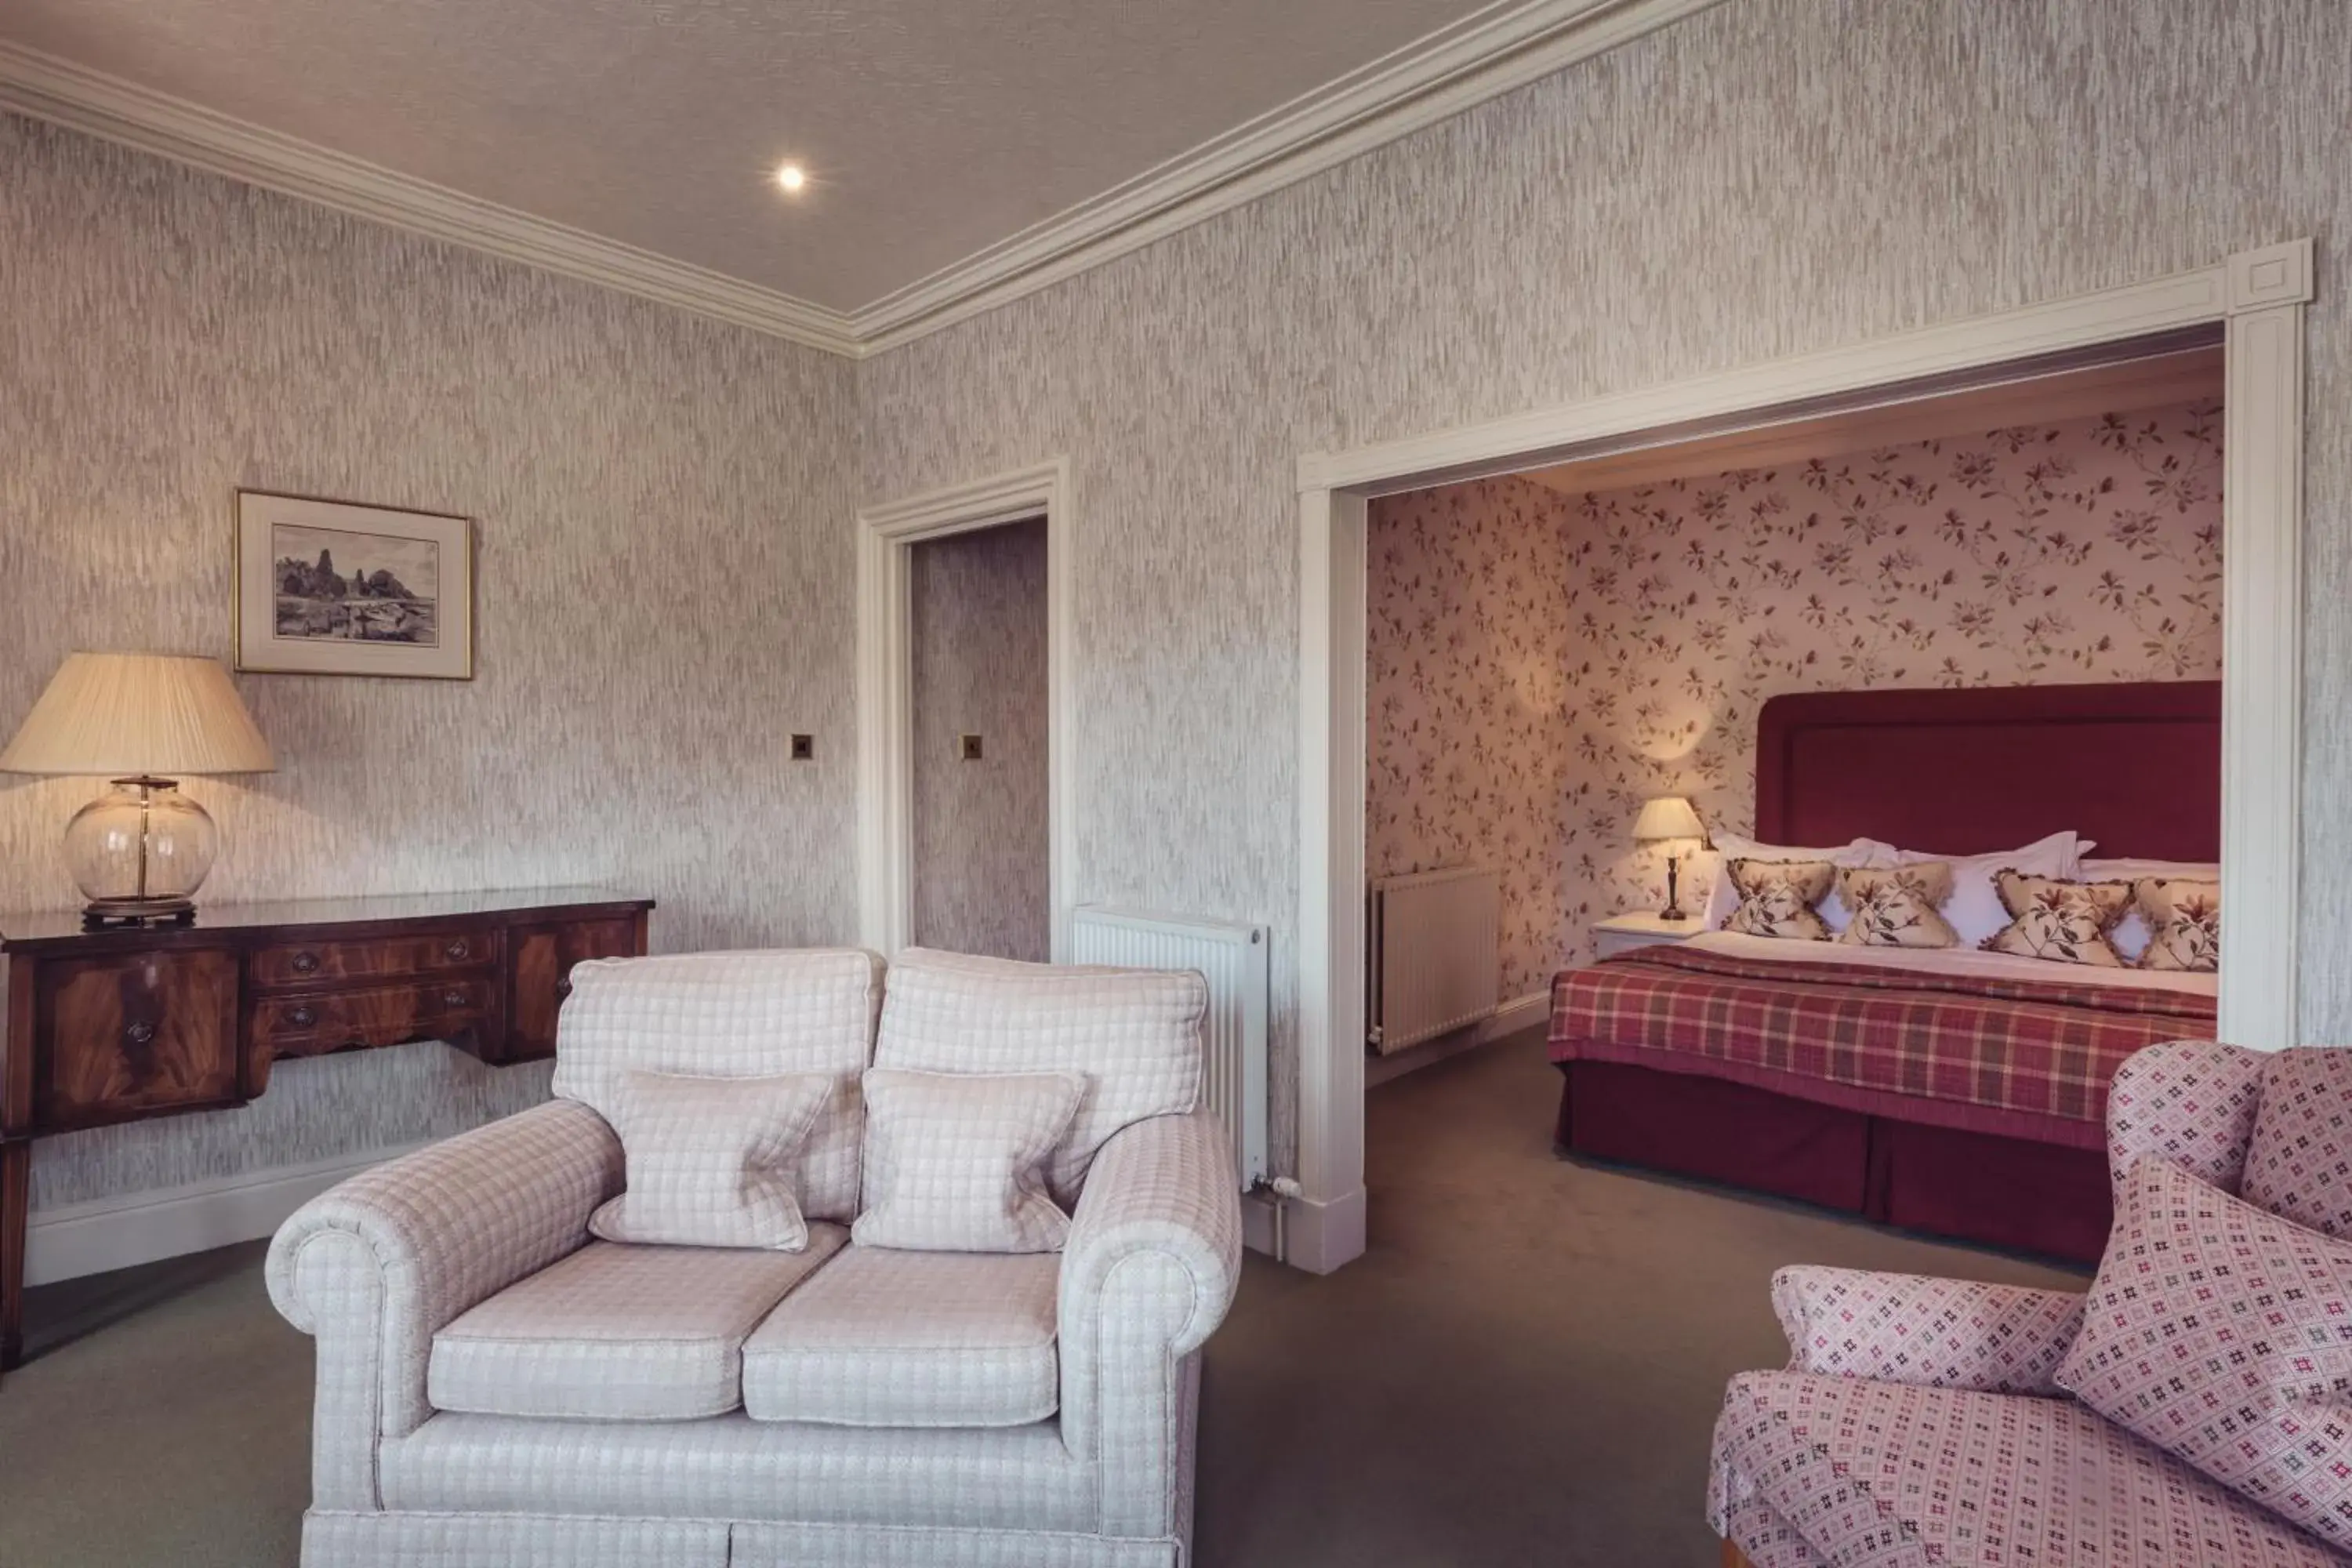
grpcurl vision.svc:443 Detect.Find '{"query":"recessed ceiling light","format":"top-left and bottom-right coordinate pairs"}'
top-left (775, 162), bottom-right (808, 194)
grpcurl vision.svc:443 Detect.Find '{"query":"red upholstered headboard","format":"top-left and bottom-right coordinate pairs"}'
top-left (1754, 681), bottom-right (2221, 862)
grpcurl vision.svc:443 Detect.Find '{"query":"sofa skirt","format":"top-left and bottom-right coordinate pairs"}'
top-left (303, 1512), bottom-right (1187, 1568)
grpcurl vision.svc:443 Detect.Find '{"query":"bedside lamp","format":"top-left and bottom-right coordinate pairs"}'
top-left (1632, 795), bottom-right (1706, 920)
top-left (0, 653), bottom-right (275, 927)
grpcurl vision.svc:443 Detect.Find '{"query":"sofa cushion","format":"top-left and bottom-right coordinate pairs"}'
top-left (590, 1069), bottom-right (835, 1250)
top-left (430, 1227), bottom-right (846, 1421)
top-left (741, 1246), bottom-right (1059, 1428)
top-left (552, 949), bottom-right (883, 1223)
top-left (1711, 1369), bottom-right (2343, 1567)
top-left (853, 1068), bottom-right (1083, 1253)
top-left (2242, 1047), bottom-right (2352, 1240)
top-left (2059, 1156), bottom-right (2352, 1550)
top-left (875, 948), bottom-right (1204, 1206)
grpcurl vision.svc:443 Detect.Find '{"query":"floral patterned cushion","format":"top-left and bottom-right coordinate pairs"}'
top-left (1722, 858), bottom-right (1836, 942)
top-left (2241, 1049), bottom-right (2352, 1240)
top-left (2136, 877), bottom-right (2221, 972)
top-left (1981, 870), bottom-right (2133, 967)
top-left (1835, 864), bottom-right (1959, 949)
top-left (2057, 1157), bottom-right (2352, 1551)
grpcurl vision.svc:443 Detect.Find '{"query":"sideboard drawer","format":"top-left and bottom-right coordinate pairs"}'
top-left (506, 917), bottom-right (643, 1062)
top-left (249, 928), bottom-right (502, 989)
top-left (252, 976), bottom-right (500, 1059)
top-left (34, 949), bottom-right (241, 1131)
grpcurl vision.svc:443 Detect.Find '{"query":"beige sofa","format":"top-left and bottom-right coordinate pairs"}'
top-left (267, 946), bottom-right (1243, 1568)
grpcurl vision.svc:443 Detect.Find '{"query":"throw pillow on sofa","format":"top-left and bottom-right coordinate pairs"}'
top-left (2056, 1156), bottom-right (2352, 1549)
top-left (853, 1067), bottom-right (1085, 1252)
top-left (590, 1068), bottom-right (835, 1250)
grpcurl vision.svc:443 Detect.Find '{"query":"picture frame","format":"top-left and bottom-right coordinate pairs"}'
top-left (234, 490), bottom-right (475, 679)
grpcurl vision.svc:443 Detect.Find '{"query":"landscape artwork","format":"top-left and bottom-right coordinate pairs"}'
top-left (235, 492), bottom-right (474, 679)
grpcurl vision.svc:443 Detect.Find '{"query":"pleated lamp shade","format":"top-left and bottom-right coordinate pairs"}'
top-left (1632, 794), bottom-right (1704, 844)
top-left (0, 653), bottom-right (275, 778)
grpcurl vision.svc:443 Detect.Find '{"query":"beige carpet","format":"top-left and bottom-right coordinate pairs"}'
top-left (0, 1032), bottom-right (2082, 1566)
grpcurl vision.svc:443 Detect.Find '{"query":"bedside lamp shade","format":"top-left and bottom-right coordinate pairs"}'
top-left (2, 654), bottom-right (274, 925)
top-left (1632, 795), bottom-right (1704, 844)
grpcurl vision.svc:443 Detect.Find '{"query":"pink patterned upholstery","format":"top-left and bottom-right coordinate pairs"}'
top-left (1711, 1371), bottom-right (2343, 1568)
top-left (1715, 1037), bottom-right (2352, 1566)
top-left (2243, 1048), bottom-right (2352, 1240)
top-left (2060, 1157), bottom-right (2352, 1552)
top-left (2107, 1036), bottom-right (2264, 1196)
top-left (1770, 1266), bottom-right (2085, 1396)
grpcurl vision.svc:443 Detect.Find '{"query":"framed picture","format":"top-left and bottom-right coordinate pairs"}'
top-left (234, 490), bottom-right (474, 679)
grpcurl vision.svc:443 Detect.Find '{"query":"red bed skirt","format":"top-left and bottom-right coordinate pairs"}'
top-left (1554, 1059), bottom-right (2111, 1262)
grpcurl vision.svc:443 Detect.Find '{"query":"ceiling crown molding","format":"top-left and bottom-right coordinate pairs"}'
top-left (849, 0), bottom-right (1726, 353)
top-left (0, 40), bottom-right (862, 357)
top-left (0, 0), bottom-right (1725, 361)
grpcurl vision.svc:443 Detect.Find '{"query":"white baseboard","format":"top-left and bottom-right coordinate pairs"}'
top-left (1282, 1185), bottom-right (1367, 1275)
top-left (25, 1142), bottom-right (430, 1287)
top-left (1366, 989), bottom-right (1548, 1087)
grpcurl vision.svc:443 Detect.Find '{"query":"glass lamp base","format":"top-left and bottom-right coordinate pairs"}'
top-left (61, 776), bottom-right (220, 922)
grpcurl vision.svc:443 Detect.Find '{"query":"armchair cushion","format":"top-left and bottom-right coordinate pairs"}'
top-left (2241, 1047), bottom-right (2352, 1240)
top-left (1769, 1265), bottom-right (2085, 1396)
top-left (2059, 1157), bottom-right (2352, 1552)
top-left (2106, 1037), bottom-right (2265, 1198)
top-left (430, 1228), bottom-right (846, 1421)
top-left (875, 949), bottom-right (1206, 1205)
top-left (552, 949), bottom-right (883, 1223)
top-left (740, 1247), bottom-right (1060, 1428)
top-left (1711, 1370), bottom-right (2343, 1568)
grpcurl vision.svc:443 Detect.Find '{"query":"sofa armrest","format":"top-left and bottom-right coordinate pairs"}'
top-left (1771, 1266), bottom-right (2085, 1396)
top-left (1058, 1111), bottom-right (1241, 1534)
top-left (264, 1098), bottom-right (622, 1508)
top-left (2107, 1038), bottom-right (2265, 1198)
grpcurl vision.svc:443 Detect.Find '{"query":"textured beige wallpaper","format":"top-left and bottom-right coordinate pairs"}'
top-left (909, 518), bottom-right (1051, 961)
top-left (1369, 401), bottom-right (2225, 997)
top-left (1, 114), bottom-right (859, 1208)
top-left (855, 0), bottom-right (2351, 1175)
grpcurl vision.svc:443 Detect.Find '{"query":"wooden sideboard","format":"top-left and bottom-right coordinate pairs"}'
top-left (0, 886), bottom-right (652, 1372)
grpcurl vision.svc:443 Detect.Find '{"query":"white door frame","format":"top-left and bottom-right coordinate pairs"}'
top-left (856, 458), bottom-right (1076, 960)
top-left (1292, 241), bottom-right (2314, 1275)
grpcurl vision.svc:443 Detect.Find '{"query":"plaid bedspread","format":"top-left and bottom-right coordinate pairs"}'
top-left (1548, 944), bottom-right (2218, 1131)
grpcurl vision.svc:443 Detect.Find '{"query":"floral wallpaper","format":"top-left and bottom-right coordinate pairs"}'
top-left (1367, 400), bottom-right (2224, 997)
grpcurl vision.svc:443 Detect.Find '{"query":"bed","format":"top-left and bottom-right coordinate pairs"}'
top-left (1546, 680), bottom-right (2223, 1261)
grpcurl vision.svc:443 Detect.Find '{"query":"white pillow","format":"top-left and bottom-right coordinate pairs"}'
top-left (2081, 858), bottom-right (2221, 961)
top-left (854, 1068), bottom-right (1086, 1253)
top-left (1701, 835), bottom-right (1896, 934)
top-left (1888, 832), bottom-right (2085, 949)
top-left (590, 1069), bottom-right (834, 1250)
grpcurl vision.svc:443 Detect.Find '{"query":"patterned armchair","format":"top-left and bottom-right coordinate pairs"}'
top-left (1709, 1039), bottom-right (2352, 1568)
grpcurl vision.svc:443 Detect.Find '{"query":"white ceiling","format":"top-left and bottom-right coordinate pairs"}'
top-left (0, 0), bottom-right (1502, 315)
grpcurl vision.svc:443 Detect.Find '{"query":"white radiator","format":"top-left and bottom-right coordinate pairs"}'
top-left (1368, 866), bottom-right (1501, 1054)
top-left (1069, 905), bottom-right (1268, 1192)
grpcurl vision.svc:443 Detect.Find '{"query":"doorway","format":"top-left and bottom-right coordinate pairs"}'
top-left (1290, 241), bottom-right (2313, 1275)
top-left (855, 459), bottom-right (1075, 962)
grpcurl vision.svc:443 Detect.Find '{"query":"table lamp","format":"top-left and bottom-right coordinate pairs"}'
top-left (0, 653), bottom-right (275, 927)
top-left (1632, 795), bottom-right (1705, 920)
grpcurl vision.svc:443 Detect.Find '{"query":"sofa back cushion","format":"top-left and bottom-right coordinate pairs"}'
top-left (553, 949), bottom-right (883, 1224)
top-left (2242, 1048), bottom-right (2352, 1240)
top-left (2057, 1156), bottom-right (2352, 1550)
top-left (874, 948), bottom-right (1205, 1206)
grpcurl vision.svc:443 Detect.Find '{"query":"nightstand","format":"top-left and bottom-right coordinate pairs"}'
top-left (1592, 911), bottom-right (1708, 959)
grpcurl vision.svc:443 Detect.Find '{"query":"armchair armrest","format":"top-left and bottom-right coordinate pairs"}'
top-left (265, 1098), bottom-right (622, 1508)
top-left (1770, 1266), bottom-right (2085, 1396)
top-left (2107, 1038), bottom-right (2265, 1197)
top-left (1058, 1111), bottom-right (1241, 1536)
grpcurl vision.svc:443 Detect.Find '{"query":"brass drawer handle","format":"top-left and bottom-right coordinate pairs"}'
top-left (288, 1006), bottom-right (318, 1029)
top-left (443, 938), bottom-right (470, 961)
top-left (554, 977), bottom-right (574, 1003)
top-left (442, 989), bottom-right (467, 1007)
top-left (122, 1020), bottom-right (156, 1046)
top-left (290, 951), bottom-right (320, 975)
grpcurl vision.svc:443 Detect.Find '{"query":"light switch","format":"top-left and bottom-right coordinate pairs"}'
top-left (789, 734), bottom-right (815, 760)
top-left (958, 734), bottom-right (983, 760)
